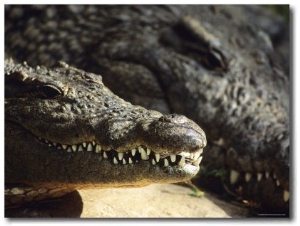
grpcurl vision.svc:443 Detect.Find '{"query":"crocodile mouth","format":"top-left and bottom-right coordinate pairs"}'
top-left (228, 169), bottom-right (290, 203)
top-left (38, 138), bottom-right (203, 168)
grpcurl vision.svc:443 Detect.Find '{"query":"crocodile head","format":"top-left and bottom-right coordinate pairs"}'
top-left (5, 60), bottom-right (206, 206)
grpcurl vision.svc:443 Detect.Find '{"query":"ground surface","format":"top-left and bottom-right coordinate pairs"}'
top-left (6, 184), bottom-right (250, 218)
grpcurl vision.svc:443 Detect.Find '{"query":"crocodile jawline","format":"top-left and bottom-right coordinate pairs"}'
top-left (38, 137), bottom-right (203, 167)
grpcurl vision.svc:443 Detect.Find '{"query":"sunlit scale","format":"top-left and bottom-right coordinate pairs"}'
top-left (39, 137), bottom-right (204, 168)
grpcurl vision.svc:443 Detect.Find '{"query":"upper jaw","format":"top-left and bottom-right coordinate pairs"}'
top-left (39, 135), bottom-right (205, 168)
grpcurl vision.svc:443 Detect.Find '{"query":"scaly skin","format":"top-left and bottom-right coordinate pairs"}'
top-left (5, 59), bottom-right (206, 207)
top-left (5, 5), bottom-right (289, 213)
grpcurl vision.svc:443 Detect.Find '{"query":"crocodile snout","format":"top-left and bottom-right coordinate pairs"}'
top-left (144, 114), bottom-right (206, 154)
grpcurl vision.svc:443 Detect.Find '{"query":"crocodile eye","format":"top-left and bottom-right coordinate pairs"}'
top-left (204, 47), bottom-right (229, 72)
top-left (5, 71), bottom-right (64, 99)
top-left (37, 83), bottom-right (64, 99)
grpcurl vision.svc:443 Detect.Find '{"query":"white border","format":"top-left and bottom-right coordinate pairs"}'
top-left (1, 2), bottom-right (298, 225)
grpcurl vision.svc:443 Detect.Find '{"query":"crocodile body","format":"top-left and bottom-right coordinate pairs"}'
top-left (5, 5), bottom-right (289, 214)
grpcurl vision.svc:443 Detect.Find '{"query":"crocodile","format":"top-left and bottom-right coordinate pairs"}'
top-left (5, 5), bottom-right (289, 214)
top-left (5, 59), bottom-right (206, 207)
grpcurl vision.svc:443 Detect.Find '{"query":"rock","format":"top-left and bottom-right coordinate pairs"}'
top-left (5, 184), bottom-right (249, 218)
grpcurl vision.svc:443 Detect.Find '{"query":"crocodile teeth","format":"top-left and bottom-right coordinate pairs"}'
top-left (164, 159), bottom-right (169, 167)
top-left (113, 157), bottom-right (118, 164)
top-left (179, 156), bottom-right (185, 167)
top-left (128, 157), bottom-right (133, 164)
top-left (181, 152), bottom-right (191, 158)
top-left (118, 152), bottom-right (124, 161)
top-left (245, 173), bottom-right (252, 182)
top-left (146, 148), bottom-right (151, 155)
top-left (283, 190), bottom-right (289, 202)
top-left (95, 144), bottom-right (101, 153)
top-left (139, 146), bottom-right (149, 160)
top-left (155, 153), bottom-right (160, 162)
top-left (214, 137), bottom-right (225, 146)
top-left (230, 170), bottom-right (240, 184)
top-left (72, 145), bottom-right (77, 152)
top-left (131, 149), bottom-right (136, 156)
top-left (170, 154), bottom-right (176, 162)
top-left (193, 156), bottom-right (202, 166)
top-left (265, 172), bottom-right (270, 179)
top-left (193, 151), bottom-right (201, 160)
top-left (77, 145), bottom-right (83, 151)
top-left (190, 153), bottom-right (194, 159)
top-left (103, 151), bottom-right (108, 159)
top-left (152, 159), bottom-right (156, 165)
top-left (87, 143), bottom-right (93, 151)
top-left (257, 173), bottom-right (262, 181)
top-left (40, 138), bottom-right (206, 168)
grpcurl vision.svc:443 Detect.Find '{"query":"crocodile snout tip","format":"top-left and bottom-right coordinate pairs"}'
top-left (146, 114), bottom-right (207, 154)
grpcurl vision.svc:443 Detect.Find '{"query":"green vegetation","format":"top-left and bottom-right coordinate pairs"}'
top-left (263, 5), bottom-right (289, 22)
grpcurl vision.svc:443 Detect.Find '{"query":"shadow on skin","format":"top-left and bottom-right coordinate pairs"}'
top-left (5, 191), bottom-right (83, 218)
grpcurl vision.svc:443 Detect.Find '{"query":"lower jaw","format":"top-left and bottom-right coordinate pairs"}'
top-left (226, 176), bottom-right (289, 213)
top-left (192, 167), bottom-right (289, 214)
top-left (5, 161), bottom-right (200, 207)
top-left (197, 144), bottom-right (289, 212)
